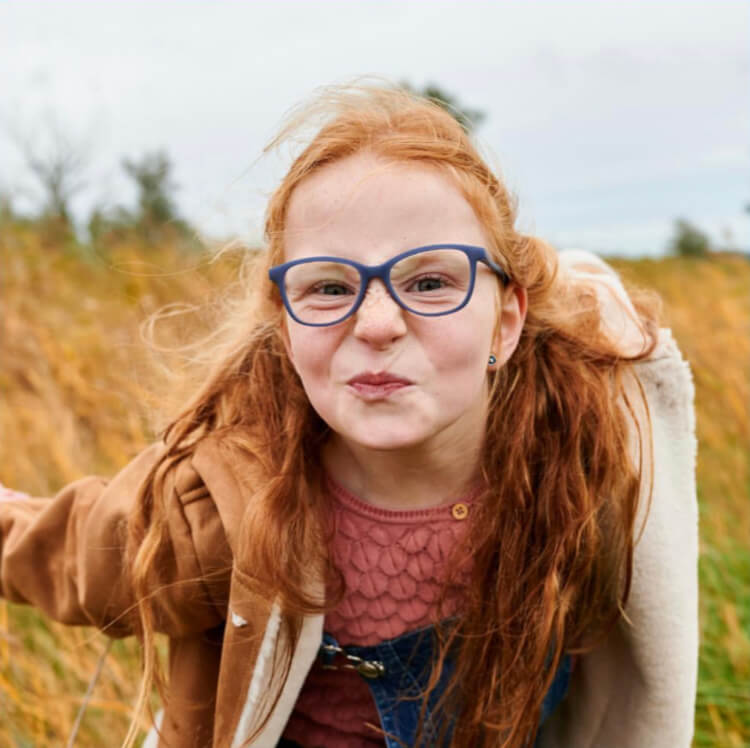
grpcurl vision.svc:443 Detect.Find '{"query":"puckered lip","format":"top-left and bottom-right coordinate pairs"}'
top-left (346, 371), bottom-right (414, 386)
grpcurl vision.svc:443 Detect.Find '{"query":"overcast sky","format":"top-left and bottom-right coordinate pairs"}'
top-left (1, 0), bottom-right (748, 257)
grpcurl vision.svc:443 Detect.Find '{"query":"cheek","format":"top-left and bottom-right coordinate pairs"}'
top-left (286, 326), bottom-right (339, 389)
top-left (422, 310), bottom-right (496, 378)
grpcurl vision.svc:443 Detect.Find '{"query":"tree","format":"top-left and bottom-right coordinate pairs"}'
top-left (7, 117), bottom-right (91, 235)
top-left (25, 137), bottom-right (88, 224)
top-left (400, 81), bottom-right (486, 133)
top-left (668, 218), bottom-right (711, 258)
top-left (90, 149), bottom-right (192, 245)
top-left (0, 193), bottom-right (14, 226)
top-left (121, 149), bottom-right (187, 239)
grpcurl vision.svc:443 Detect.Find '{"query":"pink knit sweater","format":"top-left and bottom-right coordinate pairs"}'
top-left (281, 476), bottom-right (478, 748)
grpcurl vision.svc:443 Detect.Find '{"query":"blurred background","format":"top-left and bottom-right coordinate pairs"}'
top-left (0, 0), bottom-right (748, 256)
top-left (0, 1), bottom-right (748, 746)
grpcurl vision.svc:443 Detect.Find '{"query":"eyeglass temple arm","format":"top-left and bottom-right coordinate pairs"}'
top-left (482, 255), bottom-right (512, 287)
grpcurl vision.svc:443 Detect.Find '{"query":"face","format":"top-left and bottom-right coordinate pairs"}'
top-left (281, 152), bottom-right (526, 455)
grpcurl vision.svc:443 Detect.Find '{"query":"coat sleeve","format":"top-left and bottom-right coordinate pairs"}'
top-left (0, 443), bottom-right (230, 639)
top-left (538, 254), bottom-right (700, 748)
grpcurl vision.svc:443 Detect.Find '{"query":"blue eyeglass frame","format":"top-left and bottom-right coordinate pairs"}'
top-left (268, 243), bottom-right (511, 327)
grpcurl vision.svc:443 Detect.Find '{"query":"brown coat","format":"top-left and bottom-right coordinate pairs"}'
top-left (0, 434), bottom-right (317, 747)
top-left (0, 329), bottom-right (699, 748)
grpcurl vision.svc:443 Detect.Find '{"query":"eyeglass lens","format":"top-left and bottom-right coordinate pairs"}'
top-left (283, 248), bottom-right (473, 325)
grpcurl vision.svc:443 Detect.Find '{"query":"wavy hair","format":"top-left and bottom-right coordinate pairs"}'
top-left (124, 83), bottom-right (661, 748)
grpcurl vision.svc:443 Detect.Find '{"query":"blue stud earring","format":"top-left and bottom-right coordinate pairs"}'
top-left (488, 354), bottom-right (497, 366)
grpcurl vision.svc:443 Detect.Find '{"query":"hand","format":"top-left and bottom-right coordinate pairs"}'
top-left (0, 485), bottom-right (30, 502)
top-left (559, 249), bottom-right (648, 357)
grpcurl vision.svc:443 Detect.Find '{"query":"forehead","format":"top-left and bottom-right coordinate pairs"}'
top-left (283, 152), bottom-right (488, 263)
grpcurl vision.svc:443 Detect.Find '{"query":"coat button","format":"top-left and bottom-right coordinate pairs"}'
top-left (451, 503), bottom-right (469, 520)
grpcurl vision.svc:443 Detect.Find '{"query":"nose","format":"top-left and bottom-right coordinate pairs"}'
top-left (352, 279), bottom-right (407, 346)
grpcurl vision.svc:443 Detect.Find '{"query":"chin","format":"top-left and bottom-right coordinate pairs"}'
top-left (339, 425), bottom-right (433, 452)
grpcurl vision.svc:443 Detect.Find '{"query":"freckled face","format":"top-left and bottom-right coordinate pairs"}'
top-left (281, 153), bottom-right (502, 454)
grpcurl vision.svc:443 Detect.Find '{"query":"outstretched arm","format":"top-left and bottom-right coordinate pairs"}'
top-left (0, 443), bottom-right (229, 638)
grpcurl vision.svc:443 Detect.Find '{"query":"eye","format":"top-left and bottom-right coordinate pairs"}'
top-left (311, 282), bottom-right (355, 296)
top-left (408, 274), bottom-right (449, 293)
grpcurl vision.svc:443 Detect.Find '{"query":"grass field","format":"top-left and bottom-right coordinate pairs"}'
top-left (1, 226), bottom-right (748, 746)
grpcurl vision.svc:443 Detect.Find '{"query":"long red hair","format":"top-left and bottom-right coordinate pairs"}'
top-left (125, 83), bottom-right (661, 747)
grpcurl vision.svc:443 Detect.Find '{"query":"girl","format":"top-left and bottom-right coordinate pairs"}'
top-left (0, 84), bottom-right (698, 748)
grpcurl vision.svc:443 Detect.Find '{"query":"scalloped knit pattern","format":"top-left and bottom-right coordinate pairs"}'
top-left (281, 476), bottom-right (477, 748)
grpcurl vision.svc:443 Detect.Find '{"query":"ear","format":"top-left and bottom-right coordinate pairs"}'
top-left (492, 283), bottom-right (528, 367)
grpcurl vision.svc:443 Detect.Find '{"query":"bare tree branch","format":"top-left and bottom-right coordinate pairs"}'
top-left (5, 115), bottom-right (91, 224)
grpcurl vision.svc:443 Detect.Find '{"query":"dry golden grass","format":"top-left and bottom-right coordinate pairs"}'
top-left (1, 228), bottom-right (238, 746)
top-left (612, 255), bottom-right (750, 545)
top-left (1, 227), bottom-right (748, 746)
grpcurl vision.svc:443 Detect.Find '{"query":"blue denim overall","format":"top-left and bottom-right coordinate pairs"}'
top-left (308, 621), bottom-right (572, 748)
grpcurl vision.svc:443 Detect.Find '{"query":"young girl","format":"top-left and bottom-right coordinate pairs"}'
top-left (0, 84), bottom-right (698, 748)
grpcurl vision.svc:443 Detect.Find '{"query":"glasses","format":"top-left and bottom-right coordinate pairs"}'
top-left (268, 243), bottom-right (511, 327)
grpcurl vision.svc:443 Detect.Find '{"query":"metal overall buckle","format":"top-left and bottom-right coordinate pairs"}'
top-left (319, 642), bottom-right (386, 680)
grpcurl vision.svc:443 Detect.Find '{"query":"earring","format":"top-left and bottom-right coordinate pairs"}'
top-left (488, 354), bottom-right (497, 366)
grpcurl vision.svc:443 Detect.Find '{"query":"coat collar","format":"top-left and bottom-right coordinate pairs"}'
top-left (191, 435), bottom-right (255, 555)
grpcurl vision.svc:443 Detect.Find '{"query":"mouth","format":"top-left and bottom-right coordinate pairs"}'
top-left (346, 371), bottom-right (414, 400)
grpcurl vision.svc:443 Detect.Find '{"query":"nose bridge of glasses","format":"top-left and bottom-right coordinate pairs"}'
top-left (358, 274), bottom-right (402, 313)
